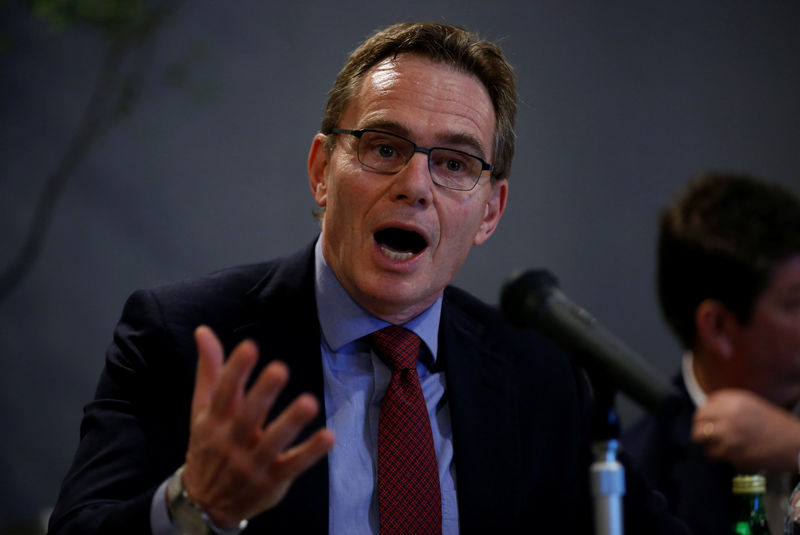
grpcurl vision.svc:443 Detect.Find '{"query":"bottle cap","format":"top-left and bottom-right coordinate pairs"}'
top-left (732, 474), bottom-right (766, 494)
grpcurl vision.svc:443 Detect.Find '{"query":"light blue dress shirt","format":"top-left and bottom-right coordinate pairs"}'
top-left (150, 239), bottom-right (458, 533)
top-left (314, 239), bottom-right (458, 534)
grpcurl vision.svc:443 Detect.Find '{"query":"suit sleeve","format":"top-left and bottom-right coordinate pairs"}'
top-left (48, 289), bottom-right (194, 535)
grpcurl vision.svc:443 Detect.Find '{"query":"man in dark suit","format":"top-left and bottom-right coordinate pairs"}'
top-left (50, 22), bottom-right (686, 534)
top-left (622, 171), bottom-right (800, 534)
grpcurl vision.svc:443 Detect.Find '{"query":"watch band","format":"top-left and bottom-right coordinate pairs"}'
top-left (166, 465), bottom-right (249, 535)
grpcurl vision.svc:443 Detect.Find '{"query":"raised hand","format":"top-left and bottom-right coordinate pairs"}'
top-left (178, 325), bottom-right (335, 529)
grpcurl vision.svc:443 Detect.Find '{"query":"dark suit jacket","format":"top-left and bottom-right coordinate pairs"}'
top-left (49, 241), bottom-right (687, 534)
top-left (622, 375), bottom-right (735, 535)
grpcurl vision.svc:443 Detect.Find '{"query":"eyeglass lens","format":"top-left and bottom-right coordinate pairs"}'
top-left (357, 130), bottom-right (483, 191)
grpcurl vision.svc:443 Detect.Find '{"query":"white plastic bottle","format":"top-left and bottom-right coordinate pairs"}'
top-left (785, 453), bottom-right (800, 535)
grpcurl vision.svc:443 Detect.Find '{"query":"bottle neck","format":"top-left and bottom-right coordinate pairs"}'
top-left (734, 492), bottom-right (765, 511)
top-left (732, 492), bottom-right (769, 535)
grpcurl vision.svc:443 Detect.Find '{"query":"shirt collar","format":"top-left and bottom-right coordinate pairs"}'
top-left (683, 350), bottom-right (800, 416)
top-left (313, 238), bottom-right (441, 360)
top-left (682, 351), bottom-right (707, 408)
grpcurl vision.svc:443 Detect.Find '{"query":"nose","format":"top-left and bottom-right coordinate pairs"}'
top-left (390, 152), bottom-right (433, 207)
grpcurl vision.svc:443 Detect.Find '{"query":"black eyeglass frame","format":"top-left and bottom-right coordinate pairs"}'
top-left (329, 127), bottom-right (495, 191)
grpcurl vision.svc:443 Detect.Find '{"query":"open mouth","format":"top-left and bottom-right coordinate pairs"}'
top-left (374, 228), bottom-right (428, 261)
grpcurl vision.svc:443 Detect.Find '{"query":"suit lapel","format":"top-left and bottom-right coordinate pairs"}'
top-left (225, 245), bottom-right (526, 531)
top-left (231, 242), bottom-right (330, 533)
top-left (440, 295), bottom-right (524, 529)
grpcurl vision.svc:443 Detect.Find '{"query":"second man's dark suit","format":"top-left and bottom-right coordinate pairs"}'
top-left (622, 376), bottom-right (735, 535)
top-left (49, 240), bottom-right (687, 534)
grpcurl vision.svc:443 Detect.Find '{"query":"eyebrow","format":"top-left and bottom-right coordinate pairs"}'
top-left (358, 119), bottom-right (489, 159)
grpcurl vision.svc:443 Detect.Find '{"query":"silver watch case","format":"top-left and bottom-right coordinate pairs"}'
top-left (166, 465), bottom-right (248, 535)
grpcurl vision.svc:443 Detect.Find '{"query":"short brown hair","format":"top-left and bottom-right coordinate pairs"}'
top-left (658, 171), bottom-right (800, 349)
top-left (321, 22), bottom-right (517, 182)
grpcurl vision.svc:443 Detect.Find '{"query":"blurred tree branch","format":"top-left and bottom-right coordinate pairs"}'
top-left (0, 0), bottom-right (182, 302)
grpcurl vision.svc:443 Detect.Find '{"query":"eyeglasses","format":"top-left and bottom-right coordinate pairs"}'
top-left (330, 128), bottom-right (494, 191)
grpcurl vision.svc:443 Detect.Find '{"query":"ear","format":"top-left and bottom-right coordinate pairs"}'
top-left (473, 179), bottom-right (508, 246)
top-left (695, 299), bottom-right (735, 360)
top-left (308, 133), bottom-right (330, 207)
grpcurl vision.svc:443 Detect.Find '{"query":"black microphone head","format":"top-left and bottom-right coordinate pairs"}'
top-left (501, 268), bottom-right (677, 412)
top-left (500, 269), bottom-right (559, 328)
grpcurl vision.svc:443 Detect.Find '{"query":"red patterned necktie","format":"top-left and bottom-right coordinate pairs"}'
top-left (369, 326), bottom-right (442, 535)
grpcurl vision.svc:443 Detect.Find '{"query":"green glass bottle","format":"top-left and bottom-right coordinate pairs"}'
top-left (732, 474), bottom-right (770, 535)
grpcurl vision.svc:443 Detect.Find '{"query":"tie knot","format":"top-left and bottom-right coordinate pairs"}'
top-left (369, 326), bottom-right (422, 370)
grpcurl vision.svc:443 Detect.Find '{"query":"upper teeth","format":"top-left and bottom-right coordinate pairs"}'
top-left (380, 245), bottom-right (414, 261)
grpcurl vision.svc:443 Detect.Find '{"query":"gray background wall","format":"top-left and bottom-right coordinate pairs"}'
top-left (2, 0), bottom-right (799, 525)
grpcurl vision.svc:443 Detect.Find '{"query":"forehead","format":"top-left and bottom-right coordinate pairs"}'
top-left (345, 54), bottom-right (496, 155)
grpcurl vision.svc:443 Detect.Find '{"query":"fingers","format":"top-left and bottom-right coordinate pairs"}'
top-left (691, 390), bottom-right (740, 446)
top-left (192, 326), bottom-right (331, 455)
top-left (192, 326), bottom-right (225, 418)
top-left (691, 417), bottom-right (723, 449)
top-left (208, 339), bottom-right (259, 419)
top-left (255, 394), bottom-right (322, 463)
top-left (691, 419), bottom-right (713, 444)
top-left (272, 427), bottom-right (336, 481)
top-left (230, 361), bottom-right (290, 445)
top-left (227, 368), bottom-right (332, 478)
top-left (186, 326), bottom-right (334, 518)
top-left (194, 326), bottom-right (261, 421)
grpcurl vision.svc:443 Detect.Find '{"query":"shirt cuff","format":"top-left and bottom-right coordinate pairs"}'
top-left (151, 477), bottom-right (181, 535)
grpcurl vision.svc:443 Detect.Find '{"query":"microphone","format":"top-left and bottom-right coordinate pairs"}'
top-left (500, 269), bottom-right (675, 412)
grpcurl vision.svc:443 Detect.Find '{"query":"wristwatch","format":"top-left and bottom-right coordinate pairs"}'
top-left (166, 465), bottom-right (249, 535)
